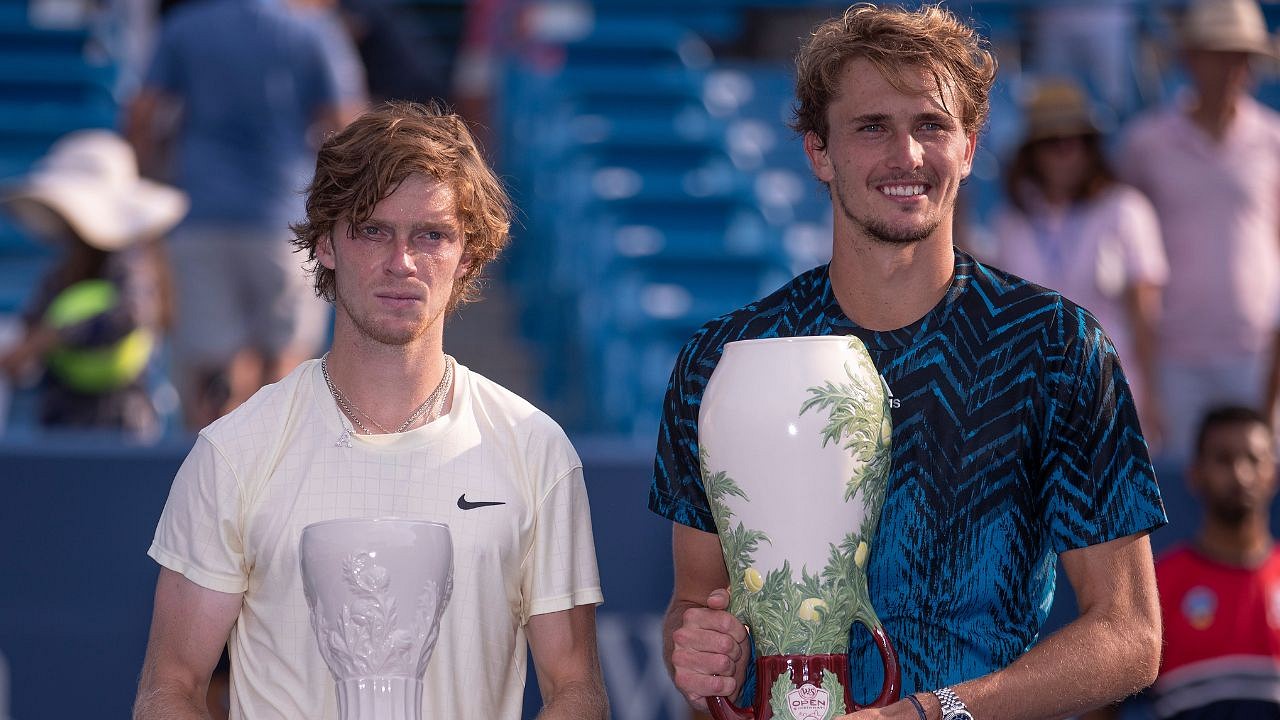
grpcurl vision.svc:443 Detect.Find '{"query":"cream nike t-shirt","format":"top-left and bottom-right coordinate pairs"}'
top-left (149, 359), bottom-right (603, 719)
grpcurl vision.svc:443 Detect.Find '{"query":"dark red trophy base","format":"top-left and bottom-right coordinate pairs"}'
top-left (707, 627), bottom-right (900, 720)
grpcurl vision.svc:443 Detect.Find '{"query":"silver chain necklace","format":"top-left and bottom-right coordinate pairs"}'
top-left (321, 354), bottom-right (454, 438)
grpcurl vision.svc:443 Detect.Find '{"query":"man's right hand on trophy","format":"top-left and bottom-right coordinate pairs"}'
top-left (670, 588), bottom-right (750, 710)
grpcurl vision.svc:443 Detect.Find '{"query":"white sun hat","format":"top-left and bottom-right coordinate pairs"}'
top-left (1181, 0), bottom-right (1277, 57)
top-left (2, 129), bottom-right (188, 251)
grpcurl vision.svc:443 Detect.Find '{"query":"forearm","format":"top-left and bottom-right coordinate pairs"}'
top-left (534, 678), bottom-right (608, 720)
top-left (133, 683), bottom-right (211, 720)
top-left (1132, 315), bottom-right (1159, 405)
top-left (931, 601), bottom-right (1159, 720)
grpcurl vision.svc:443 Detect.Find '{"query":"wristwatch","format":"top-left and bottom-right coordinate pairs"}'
top-left (932, 687), bottom-right (974, 720)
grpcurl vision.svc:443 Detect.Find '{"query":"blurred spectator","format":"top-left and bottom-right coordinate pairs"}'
top-left (1025, 1), bottom-right (1140, 117)
top-left (125, 0), bottom-right (350, 430)
top-left (455, 0), bottom-right (526, 141)
top-left (0, 130), bottom-right (183, 439)
top-left (1150, 405), bottom-right (1280, 719)
top-left (1117, 0), bottom-right (1280, 464)
top-left (992, 78), bottom-right (1168, 450)
top-left (290, 0), bottom-right (371, 117)
top-left (339, 0), bottom-right (450, 105)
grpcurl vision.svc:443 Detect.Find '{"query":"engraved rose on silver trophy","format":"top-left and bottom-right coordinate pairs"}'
top-left (299, 518), bottom-right (453, 720)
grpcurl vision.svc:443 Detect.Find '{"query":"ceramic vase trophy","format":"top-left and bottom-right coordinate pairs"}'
top-left (699, 336), bottom-right (901, 720)
top-left (299, 518), bottom-right (453, 720)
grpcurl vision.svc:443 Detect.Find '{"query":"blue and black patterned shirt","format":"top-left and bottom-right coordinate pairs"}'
top-left (648, 249), bottom-right (1166, 701)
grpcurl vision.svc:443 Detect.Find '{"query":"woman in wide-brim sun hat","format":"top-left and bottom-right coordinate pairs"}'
top-left (0, 129), bottom-right (187, 438)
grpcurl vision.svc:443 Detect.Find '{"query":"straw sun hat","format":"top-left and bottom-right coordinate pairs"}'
top-left (1, 129), bottom-right (188, 251)
top-left (1181, 0), bottom-right (1276, 57)
top-left (1021, 79), bottom-right (1102, 144)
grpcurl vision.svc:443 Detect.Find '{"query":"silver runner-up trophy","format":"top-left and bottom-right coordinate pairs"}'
top-left (299, 518), bottom-right (453, 720)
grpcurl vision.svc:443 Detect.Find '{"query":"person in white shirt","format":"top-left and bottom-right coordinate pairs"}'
top-left (133, 101), bottom-right (607, 720)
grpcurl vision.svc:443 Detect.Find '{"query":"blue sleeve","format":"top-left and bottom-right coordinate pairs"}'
top-left (143, 13), bottom-right (186, 94)
top-left (648, 327), bottom-right (718, 532)
top-left (1040, 306), bottom-right (1166, 552)
top-left (294, 20), bottom-right (344, 113)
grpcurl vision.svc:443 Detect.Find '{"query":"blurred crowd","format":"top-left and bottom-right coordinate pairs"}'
top-left (0, 0), bottom-right (509, 438)
top-left (3, 0), bottom-right (1277, 469)
top-left (981, 0), bottom-right (1280, 470)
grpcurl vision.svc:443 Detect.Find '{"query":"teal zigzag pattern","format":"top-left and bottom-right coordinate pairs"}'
top-left (649, 249), bottom-right (1165, 701)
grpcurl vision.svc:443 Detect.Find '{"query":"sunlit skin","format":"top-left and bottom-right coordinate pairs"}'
top-left (1184, 49), bottom-right (1253, 141)
top-left (315, 173), bottom-right (470, 428)
top-left (804, 57), bottom-right (977, 250)
top-left (318, 173), bottom-right (470, 353)
top-left (1186, 49), bottom-right (1252, 111)
top-left (1031, 136), bottom-right (1089, 206)
top-left (1192, 421), bottom-right (1277, 528)
top-left (802, 57), bottom-right (977, 332)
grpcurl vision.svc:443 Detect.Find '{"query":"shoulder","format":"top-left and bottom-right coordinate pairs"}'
top-left (1247, 95), bottom-right (1280, 122)
top-left (962, 254), bottom-right (1067, 317)
top-left (464, 365), bottom-right (552, 426)
top-left (1094, 184), bottom-right (1160, 227)
top-left (963, 254), bottom-right (1108, 354)
top-left (1243, 96), bottom-right (1280, 138)
top-left (462, 365), bottom-right (579, 466)
top-left (1117, 107), bottom-right (1185, 163)
top-left (1100, 183), bottom-right (1153, 209)
top-left (1122, 106), bottom-right (1179, 140)
top-left (200, 361), bottom-right (317, 461)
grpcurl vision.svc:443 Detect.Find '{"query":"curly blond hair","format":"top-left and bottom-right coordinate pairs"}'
top-left (292, 101), bottom-right (511, 314)
top-left (793, 3), bottom-right (997, 148)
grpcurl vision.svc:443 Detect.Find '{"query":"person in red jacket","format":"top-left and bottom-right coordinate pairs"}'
top-left (1153, 405), bottom-right (1280, 719)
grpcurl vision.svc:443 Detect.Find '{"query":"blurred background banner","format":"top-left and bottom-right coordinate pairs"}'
top-left (0, 436), bottom-right (1214, 719)
top-left (0, 436), bottom-right (690, 719)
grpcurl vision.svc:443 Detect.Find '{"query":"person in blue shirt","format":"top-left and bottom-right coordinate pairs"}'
top-left (125, 0), bottom-right (358, 430)
top-left (650, 5), bottom-right (1166, 720)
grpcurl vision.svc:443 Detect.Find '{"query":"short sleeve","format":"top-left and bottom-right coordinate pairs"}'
top-left (523, 466), bottom-right (603, 621)
top-left (648, 333), bottom-right (716, 532)
top-left (1039, 307), bottom-right (1166, 552)
top-left (294, 22), bottom-right (344, 115)
top-left (148, 434), bottom-right (249, 594)
top-left (312, 15), bottom-right (366, 104)
top-left (1112, 187), bottom-right (1168, 286)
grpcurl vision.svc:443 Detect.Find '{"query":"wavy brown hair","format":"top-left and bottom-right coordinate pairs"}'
top-left (291, 101), bottom-right (511, 314)
top-left (792, 3), bottom-right (997, 149)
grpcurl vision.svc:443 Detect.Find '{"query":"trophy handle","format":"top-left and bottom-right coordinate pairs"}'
top-left (707, 695), bottom-right (754, 720)
top-left (849, 622), bottom-right (901, 710)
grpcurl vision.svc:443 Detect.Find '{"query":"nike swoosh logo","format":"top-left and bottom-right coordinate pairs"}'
top-left (457, 493), bottom-right (506, 510)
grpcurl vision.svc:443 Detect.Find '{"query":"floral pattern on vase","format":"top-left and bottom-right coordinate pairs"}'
top-left (310, 551), bottom-right (452, 679)
top-left (699, 336), bottom-right (899, 719)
